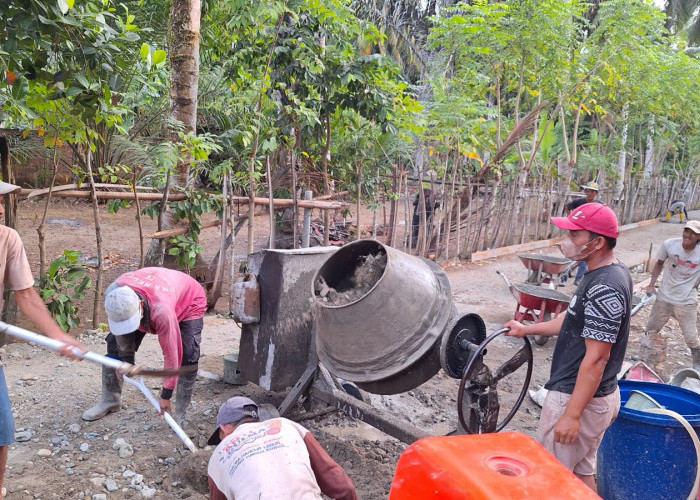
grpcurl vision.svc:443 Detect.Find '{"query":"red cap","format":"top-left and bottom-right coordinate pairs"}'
top-left (551, 203), bottom-right (619, 238)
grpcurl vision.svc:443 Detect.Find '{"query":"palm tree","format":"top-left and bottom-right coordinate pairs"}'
top-left (351, 0), bottom-right (459, 82)
top-left (664, 0), bottom-right (700, 46)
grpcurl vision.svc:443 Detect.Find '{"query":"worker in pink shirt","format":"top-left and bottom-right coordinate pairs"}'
top-left (82, 267), bottom-right (207, 427)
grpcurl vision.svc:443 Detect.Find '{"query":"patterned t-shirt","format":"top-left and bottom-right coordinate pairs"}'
top-left (545, 261), bottom-right (632, 397)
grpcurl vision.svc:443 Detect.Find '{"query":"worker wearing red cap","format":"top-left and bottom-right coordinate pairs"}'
top-left (504, 203), bottom-right (632, 493)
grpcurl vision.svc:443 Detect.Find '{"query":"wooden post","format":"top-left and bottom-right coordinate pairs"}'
top-left (301, 190), bottom-right (312, 248)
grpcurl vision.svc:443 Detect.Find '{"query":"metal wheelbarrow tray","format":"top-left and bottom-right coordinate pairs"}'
top-left (517, 253), bottom-right (573, 285)
top-left (509, 282), bottom-right (571, 323)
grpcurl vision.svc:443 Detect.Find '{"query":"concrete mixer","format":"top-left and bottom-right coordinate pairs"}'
top-left (236, 240), bottom-right (533, 443)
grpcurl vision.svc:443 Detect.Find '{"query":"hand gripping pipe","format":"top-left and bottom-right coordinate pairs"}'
top-left (0, 321), bottom-right (196, 452)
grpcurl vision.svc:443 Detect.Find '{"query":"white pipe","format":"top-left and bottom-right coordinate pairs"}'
top-left (0, 321), bottom-right (197, 452)
top-left (123, 376), bottom-right (196, 453)
top-left (0, 321), bottom-right (128, 370)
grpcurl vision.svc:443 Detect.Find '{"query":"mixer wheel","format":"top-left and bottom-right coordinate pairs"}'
top-left (457, 328), bottom-right (533, 434)
top-left (440, 313), bottom-right (487, 379)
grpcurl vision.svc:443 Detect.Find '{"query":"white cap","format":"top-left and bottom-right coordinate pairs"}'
top-left (104, 286), bottom-right (142, 335)
top-left (0, 181), bottom-right (21, 195)
top-left (685, 220), bottom-right (700, 235)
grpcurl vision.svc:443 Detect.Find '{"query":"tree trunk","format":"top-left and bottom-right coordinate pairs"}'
top-left (144, 0), bottom-right (201, 268)
top-left (168, 0), bottom-right (200, 186)
top-left (615, 101), bottom-right (629, 201)
top-left (85, 148), bottom-right (104, 329)
top-left (643, 117), bottom-right (655, 179)
top-left (355, 164), bottom-right (362, 241)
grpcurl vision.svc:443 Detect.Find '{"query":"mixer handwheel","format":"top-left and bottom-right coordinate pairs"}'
top-left (440, 313), bottom-right (487, 379)
top-left (457, 328), bottom-right (533, 434)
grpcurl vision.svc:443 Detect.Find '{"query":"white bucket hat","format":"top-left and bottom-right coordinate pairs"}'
top-left (104, 286), bottom-right (142, 335)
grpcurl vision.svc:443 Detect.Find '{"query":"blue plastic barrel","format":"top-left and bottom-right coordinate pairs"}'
top-left (597, 380), bottom-right (700, 500)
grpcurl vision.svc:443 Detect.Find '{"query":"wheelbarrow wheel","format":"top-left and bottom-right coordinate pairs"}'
top-left (457, 328), bottom-right (533, 434)
top-left (532, 312), bottom-right (552, 346)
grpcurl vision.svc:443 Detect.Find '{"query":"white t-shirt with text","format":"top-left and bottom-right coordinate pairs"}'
top-left (657, 238), bottom-right (700, 305)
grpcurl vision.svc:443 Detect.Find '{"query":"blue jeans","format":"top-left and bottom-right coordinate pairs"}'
top-left (0, 364), bottom-right (15, 446)
top-left (561, 262), bottom-right (586, 283)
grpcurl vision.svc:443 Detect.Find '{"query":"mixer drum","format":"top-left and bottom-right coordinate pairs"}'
top-left (313, 240), bottom-right (453, 395)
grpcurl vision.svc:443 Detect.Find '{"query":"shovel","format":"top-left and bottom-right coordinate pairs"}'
top-left (0, 321), bottom-right (197, 452)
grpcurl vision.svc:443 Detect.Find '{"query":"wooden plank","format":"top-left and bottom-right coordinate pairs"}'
top-left (20, 190), bottom-right (188, 201)
top-left (24, 184), bottom-right (159, 198)
top-left (148, 220), bottom-right (221, 239)
top-left (470, 216), bottom-right (661, 263)
top-left (18, 190), bottom-right (346, 209)
top-left (229, 196), bottom-right (345, 210)
top-left (619, 218), bottom-right (660, 232)
top-left (470, 236), bottom-right (562, 262)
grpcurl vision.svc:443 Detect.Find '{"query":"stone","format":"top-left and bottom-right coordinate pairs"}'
top-left (112, 438), bottom-right (127, 450)
top-left (105, 479), bottom-right (118, 492)
top-left (118, 443), bottom-right (134, 458)
top-left (14, 430), bottom-right (32, 442)
top-left (36, 449), bottom-right (52, 457)
top-left (90, 478), bottom-right (105, 488)
top-left (141, 487), bottom-right (157, 498)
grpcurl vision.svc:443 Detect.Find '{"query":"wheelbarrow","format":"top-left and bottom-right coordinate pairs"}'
top-left (497, 270), bottom-right (571, 346)
top-left (517, 253), bottom-right (573, 287)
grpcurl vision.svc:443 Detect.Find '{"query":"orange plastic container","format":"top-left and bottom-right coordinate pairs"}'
top-left (389, 432), bottom-right (601, 499)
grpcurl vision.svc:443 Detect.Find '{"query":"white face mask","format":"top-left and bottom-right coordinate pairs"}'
top-left (559, 236), bottom-right (597, 261)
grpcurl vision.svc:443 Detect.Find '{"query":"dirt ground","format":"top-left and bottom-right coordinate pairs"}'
top-left (0, 198), bottom-right (696, 499)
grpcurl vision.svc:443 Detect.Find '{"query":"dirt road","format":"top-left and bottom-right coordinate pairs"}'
top-left (2, 201), bottom-right (696, 499)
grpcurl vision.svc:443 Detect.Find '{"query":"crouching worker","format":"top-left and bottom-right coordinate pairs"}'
top-left (207, 396), bottom-right (358, 500)
top-left (82, 267), bottom-right (207, 426)
top-left (664, 200), bottom-right (689, 223)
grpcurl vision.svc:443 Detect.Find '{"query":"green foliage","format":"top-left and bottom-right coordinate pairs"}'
top-left (166, 189), bottom-right (223, 268)
top-left (37, 250), bottom-right (91, 332)
top-left (142, 188), bottom-right (224, 268)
